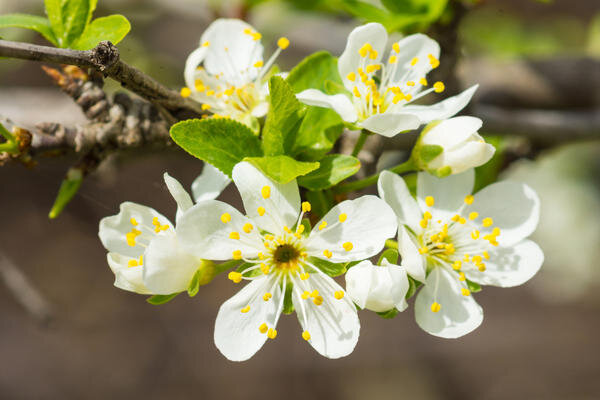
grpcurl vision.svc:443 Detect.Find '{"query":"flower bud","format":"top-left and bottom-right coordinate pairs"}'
top-left (413, 116), bottom-right (495, 177)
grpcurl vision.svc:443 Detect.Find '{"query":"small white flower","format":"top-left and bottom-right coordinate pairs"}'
top-left (345, 259), bottom-right (409, 312)
top-left (183, 18), bottom-right (290, 130)
top-left (296, 22), bottom-right (478, 137)
top-left (176, 161), bottom-right (398, 361)
top-left (98, 168), bottom-right (228, 295)
top-left (377, 169), bottom-right (543, 338)
top-left (415, 116), bottom-right (496, 177)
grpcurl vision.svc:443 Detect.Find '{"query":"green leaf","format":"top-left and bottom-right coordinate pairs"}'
top-left (309, 257), bottom-right (346, 277)
top-left (419, 144), bottom-right (443, 163)
top-left (48, 167), bottom-right (83, 219)
top-left (292, 106), bottom-right (344, 161)
top-left (377, 248), bottom-right (399, 265)
top-left (187, 269), bottom-right (202, 297)
top-left (170, 118), bottom-right (263, 178)
top-left (236, 262), bottom-right (262, 277)
top-left (300, 218), bottom-right (312, 237)
top-left (147, 293), bottom-right (179, 305)
top-left (305, 190), bottom-right (334, 220)
top-left (376, 308), bottom-right (400, 319)
top-left (405, 276), bottom-right (422, 299)
top-left (324, 79), bottom-right (347, 95)
top-left (283, 282), bottom-right (294, 314)
top-left (466, 279), bottom-right (482, 293)
top-left (298, 154), bottom-right (360, 190)
top-left (244, 155), bottom-right (319, 184)
top-left (0, 14), bottom-right (58, 45)
top-left (71, 15), bottom-right (131, 50)
top-left (44, 0), bottom-right (63, 42)
top-left (45, 0), bottom-right (91, 47)
top-left (286, 51), bottom-right (344, 93)
top-left (262, 76), bottom-right (306, 156)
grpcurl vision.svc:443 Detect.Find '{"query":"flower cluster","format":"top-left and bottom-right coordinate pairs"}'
top-left (99, 19), bottom-right (544, 362)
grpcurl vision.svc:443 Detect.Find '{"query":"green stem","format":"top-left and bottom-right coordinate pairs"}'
top-left (333, 159), bottom-right (416, 194)
top-left (351, 130), bottom-right (370, 157)
top-left (385, 239), bottom-right (398, 250)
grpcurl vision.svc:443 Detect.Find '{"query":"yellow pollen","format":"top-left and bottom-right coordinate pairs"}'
top-left (257, 206), bottom-right (266, 216)
top-left (461, 288), bottom-right (471, 296)
top-left (428, 54), bottom-right (440, 68)
top-left (243, 223), bottom-right (253, 233)
top-left (127, 259), bottom-right (138, 268)
top-left (313, 295), bottom-right (324, 306)
top-left (180, 87), bottom-right (191, 97)
top-left (296, 225), bottom-right (305, 235)
top-left (459, 272), bottom-right (466, 281)
top-left (258, 253), bottom-right (265, 260)
top-left (220, 213), bottom-right (231, 223)
top-left (253, 60), bottom-right (264, 68)
top-left (261, 186), bottom-right (271, 199)
top-left (483, 251), bottom-right (490, 260)
top-left (425, 196), bottom-right (435, 207)
top-left (464, 253), bottom-right (471, 262)
top-left (300, 273), bottom-right (309, 280)
top-left (277, 37), bottom-right (290, 49)
top-left (478, 263), bottom-right (487, 272)
top-left (419, 247), bottom-right (429, 254)
top-left (202, 41), bottom-right (210, 47)
top-left (232, 250), bottom-right (242, 260)
top-left (464, 195), bottom-right (474, 205)
top-left (318, 221), bottom-right (327, 231)
top-left (263, 292), bottom-right (272, 301)
top-left (343, 242), bottom-right (353, 251)
top-left (419, 78), bottom-right (428, 86)
top-left (265, 234), bottom-right (274, 241)
top-left (431, 302), bottom-right (441, 312)
top-left (369, 50), bottom-right (378, 59)
top-left (283, 226), bottom-right (292, 234)
top-left (201, 104), bottom-right (211, 110)
top-left (228, 271), bottom-right (242, 283)
top-left (346, 72), bottom-right (356, 81)
top-left (459, 217), bottom-right (467, 224)
top-left (433, 81), bottom-right (445, 93)
top-left (323, 249), bottom-right (332, 259)
top-left (420, 219), bottom-right (428, 229)
top-left (492, 227), bottom-right (501, 235)
top-left (301, 291), bottom-right (310, 300)
top-left (404, 94), bottom-right (413, 101)
top-left (300, 201), bottom-right (311, 213)
top-left (334, 291), bottom-right (345, 300)
top-left (353, 87), bottom-right (361, 98)
top-left (126, 233), bottom-right (136, 247)
top-left (410, 57), bottom-right (419, 66)
top-left (339, 213), bottom-right (347, 223)
top-left (251, 32), bottom-right (262, 41)
top-left (389, 55), bottom-right (397, 64)
top-left (260, 263), bottom-right (270, 274)
top-left (471, 230), bottom-right (480, 240)
top-left (259, 323), bottom-right (268, 334)
top-left (424, 211), bottom-right (432, 220)
top-left (267, 328), bottom-right (277, 339)
top-left (302, 331), bottom-right (311, 341)
top-left (241, 305), bottom-right (250, 313)
top-left (406, 81), bottom-right (415, 87)
top-left (223, 87), bottom-right (234, 96)
top-left (130, 218), bottom-right (138, 226)
top-left (469, 212), bottom-right (479, 220)
top-left (472, 255), bottom-right (483, 264)
top-left (366, 64), bottom-right (380, 73)
top-left (392, 42), bottom-right (400, 53)
top-left (358, 43), bottom-right (371, 57)
top-left (483, 218), bottom-right (494, 227)
top-left (229, 231), bottom-right (240, 240)
top-left (451, 214), bottom-right (461, 222)
top-left (206, 89), bottom-right (215, 96)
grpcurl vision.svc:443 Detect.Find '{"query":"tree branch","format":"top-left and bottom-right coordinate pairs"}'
top-left (0, 39), bottom-right (204, 117)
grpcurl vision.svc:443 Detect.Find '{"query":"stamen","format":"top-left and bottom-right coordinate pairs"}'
top-left (257, 207), bottom-right (266, 216)
top-left (461, 288), bottom-right (471, 296)
top-left (241, 305), bottom-right (251, 313)
top-left (180, 87), bottom-right (191, 98)
top-left (433, 81), bottom-right (445, 93)
top-left (318, 221), bottom-right (327, 231)
top-left (343, 242), bottom-right (353, 251)
top-left (263, 292), bottom-right (272, 301)
top-left (130, 218), bottom-right (138, 226)
top-left (313, 295), bottom-right (324, 306)
top-left (302, 331), bottom-right (311, 341)
top-left (392, 43), bottom-right (400, 53)
top-left (425, 196), bottom-right (435, 207)
top-left (482, 218), bottom-right (493, 227)
top-left (267, 328), bottom-right (277, 339)
top-left (346, 72), bottom-right (356, 81)
top-left (229, 231), bottom-right (240, 240)
top-left (302, 201), bottom-right (311, 212)
top-left (220, 213), bottom-right (231, 223)
top-left (453, 260), bottom-right (462, 270)
top-left (259, 323), bottom-right (268, 334)
top-left (431, 302), bottom-right (441, 312)
top-left (202, 41), bottom-right (210, 47)
top-left (201, 104), bottom-right (211, 110)
top-left (410, 57), bottom-right (419, 66)
top-left (243, 223), bottom-right (253, 233)
top-left (334, 291), bottom-right (345, 299)
top-left (232, 250), bottom-right (242, 260)
top-left (469, 212), bottom-right (479, 220)
top-left (419, 78), bottom-right (428, 86)
top-left (261, 186), bottom-right (271, 199)
top-left (323, 249), bottom-right (332, 259)
top-left (471, 230), bottom-right (480, 240)
top-left (277, 37), bottom-right (290, 49)
top-left (228, 271), bottom-right (242, 283)
top-left (338, 213), bottom-right (347, 223)
top-left (300, 273), bottom-right (309, 280)
top-left (301, 291), bottom-right (310, 300)
top-left (253, 61), bottom-right (264, 68)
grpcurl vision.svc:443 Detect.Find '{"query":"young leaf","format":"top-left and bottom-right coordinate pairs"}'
top-left (244, 155), bottom-right (319, 184)
top-left (48, 167), bottom-right (83, 219)
top-left (298, 154), bottom-right (360, 190)
top-left (44, 0), bottom-right (64, 44)
top-left (309, 257), bottom-right (347, 277)
top-left (292, 106), bottom-right (344, 161)
top-left (187, 269), bottom-right (202, 297)
top-left (305, 190), bottom-right (334, 220)
top-left (262, 76), bottom-right (306, 156)
top-left (71, 14), bottom-right (131, 50)
top-left (0, 14), bottom-right (58, 45)
top-left (377, 248), bottom-right (399, 265)
top-left (286, 51), bottom-right (343, 93)
top-left (147, 293), bottom-right (179, 305)
top-left (62, 0), bottom-right (90, 46)
top-left (466, 279), bottom-right (482, 293)
top-left (170, 118), bottom-right (263, 177)
top-left (405, 276), bottom-right (422, 300)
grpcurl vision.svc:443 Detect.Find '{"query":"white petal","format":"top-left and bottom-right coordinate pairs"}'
top-left (293, 274), bottom-right (359, 359)
top-left (388, 34), bottom-right (440, 86)
top-left (201, 19), bottom-right (263, 85)
top-left (398, 226), bottom-right (426, 282)
top-left (415, 266), bottom-right (483, 338)
top-left (176, 200), bottom-right (263, 260)
top-left (377, 170), bottom-right (421, 232)
top-left (345, 260), bottom-right (409, 312)
top-left (400, 85), bottom-right (479, 124)
top-left (163, 172), bottom-right (194, 224)
top-left (191, 163), bottom-right (231, 202)
top-left (232, 161), bottom-right (300, 235)
top-left (359, 113), bottom-right (420, 137)
top-left (338, 23), bottom-right (388, 91)
top-left (466, 239), bottom-right (544, 287)
top-left (99, 202), bottom-right (172, 258)
top-left (143, 234), bottom-right (202, 295)
top-left (306, 195), bottom-right (397, 263)
top-left (417, 169), bottom-right (474, 220)
top-left (296, 89), bottom-right (357, 123)
top-left (184, 46), bottom-right (208, 91)
top-left (106, 253), bottom-right (152, 294)
top-left (435, 141), bottom-right (495, 175)
top-left (465, 181), bottom-right (540, 246)
top-left (421, 116), bottom-right (482, 149)
top-left (214, 275), bottom-right (283, 362)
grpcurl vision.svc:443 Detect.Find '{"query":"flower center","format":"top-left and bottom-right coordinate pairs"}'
top-left (273, 243), bottom-right (300, 265)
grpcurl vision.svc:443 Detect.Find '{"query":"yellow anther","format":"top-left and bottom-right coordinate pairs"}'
top-left (195, 81), bottom-right (205, 92)
top-left (302, 331), bottom-right (311, 341)
top-left (260, 263), bottom-right (270, 274)
top-left (464, 195), bottom-right (474, 205)
top-left (259, 323), bottom-right (268, 334)
top-left (464, 253), bottom-right (471, 262)
top-left (232, 250), bottom-right (242, 260)
top-left (296, 224), bottom-right (305, 235)
top-left (265, 234), bottom-right (274, 241)
top-left (459, 217), bottom-right (467, 224)
top-left (243, 28), bottom-right (252, 34)
top-left (139, 255), bottom-right (143, 265)
top-left (220, 213), bottom-right (231, 223)
top-left (127, 259), bottom-right (138, 268)
top-left (223, 87), bottom-right (235, 96)
top-left (471, 230), bottom-right (480, 240)
top-left (451, 214), bottom-right (461, 222)
top-left (483, 251), bottom-right (490, 260)
top-left (228, 271), bottom-right (242, 283)
top-left (346, 72), bottom-right (356, 81)
top-left (334, 291), bottom-right (345, 300)
top-left (433, 81), bottom-right (445, 93)
top-left (406, 81), bottom-right (415, 87)
top-left (369, 50), bottom-right (378, 59)
top-left (353, 86), bottom-right (361, 98)
top-left (423, 211), bottom-right (432, 220)
top-left (261, 185), bottom-right (271, 199)
top-left (428, 54), bottom-right (440, 68)
top-left (420, 219), bottom-right (428, 229)
top-left (243, 223), bottom-right (253, 233)
top-left (263, 292), bottom-right (272, 301)
top-left (338, 213), bottom-right (347, 223)
top-left (425, 196), bottom-right (435, 207)
top-left (469, 212), bottom-right (479, 220)
top-left (472, 255), bottom-right (483, 264)
top-left (201, 104), bottom-right (211, 111)
top-left (410, 57), bottom-right (419, 66)
top-left (419, 247), bottom-right (429, 254)
top-left (343, 242), bottom-right (353, 252)
top-left (430, 234), bottom-right (439, 242)
top-left (457, 272), bottom-right (465, 281)
top-left (283, 226), bottom-right (292, 234)
top-left (258, 252), bottom-right (265, 260)
top-left (323, 249), bottom-right (332, 259)
top-left (392, 43), bottom-right (400, 53)
top-left (301, 291), bottom-right (310, 300)
top-left (276, 238), bottom-right (285, 245)
top-left (229, 231), bottom-right (240, 240)
top-left (318, 221), bottom-right (327, 231)
top-left (404, 93), bottom-right (412, 101)
top-left (478, 263), bottom-right (487, 272)
top-left (241, 305), bottom-right (251, 313)
top-left (431, 302), bottom-right (441, 312)
top-left (130, 218), bottom-right (138, 226)
top-left (300, 273), bottom-right (309, 280)
top-left (152, 217), bottom-right (160, 226)
top-left (452, 260), bottom-right (462, 270)
top-left (366, 64), bottom-right (380, 73)
top-left (313, 295), bottom-right (324, 306)
top-left (277, 37), bottom-right (290, 49)
top-left (419, 78), bottom-right (428, 86)
top-left (461, 288), bottom-right (471, 296)
top-left (180, 87), bottom-right (191, 98)
top-left (436, 243), bottom-right (445, 249)
top-left (202, 41), bottom-right (210, 47)
top-left (388, 55), bottom-right (397, 64)
top-left (257, 206), bottom-right (266, 216)
top-left (492, 227), bottom-right (501, 236)
top-left (267, 328), bottom-right (277, 339)
top-left (483, 218), bottom-right (494, 227)
top-left (251, 32), bottom-right (262, 41)
top-left (358, 43), bottom-right (372, 57)
top-left (253, 60), bottom-right (264, 68)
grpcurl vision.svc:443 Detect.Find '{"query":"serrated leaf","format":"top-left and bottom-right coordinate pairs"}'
top-left (48, 167), bottom-right (83, 219)
top-left (292, 106), bottom-right (344, 161)
top-left (170, 118), bottom-right (263, 178)
top-left (244, 155), bottom-right (319, 184)
top-left (262, 76), bottom-right (306, 156)
top-left (71, 14), bottom-right (130, 50)
top-left (309, 257), bottom-right (346, 277)
top-left (298, 154), bottom-right (360, 190)
top-left (377, 248), bottom-right (399, 265)
top-left (286, 50), bottom-right (344, 93)
top-left (0, 14), bottom-right (58, 45)
top-left (147, 293), bottom-right (179, 305)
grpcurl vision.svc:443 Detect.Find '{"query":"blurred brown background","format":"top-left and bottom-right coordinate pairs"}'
top-left (1, 0), bottom-right (600, 399)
